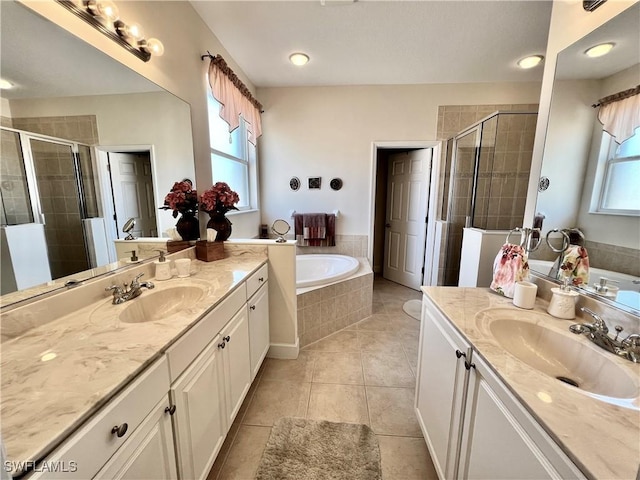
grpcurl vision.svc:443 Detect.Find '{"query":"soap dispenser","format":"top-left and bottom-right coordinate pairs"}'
top-left (547, 274), bottom-right (579, 319)
top-left (154, 250), bottom-right (172, 281)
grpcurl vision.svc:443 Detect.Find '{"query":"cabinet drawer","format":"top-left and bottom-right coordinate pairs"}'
top-left (29, 357), bottom-right (170, 479)
top-left (167, 285), bottom-right (246, 382)
top-left (246, 263), bottom-right (268, 299)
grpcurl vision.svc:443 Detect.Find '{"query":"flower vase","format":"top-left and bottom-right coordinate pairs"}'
top-left (206, 212), bottom-right (232, 242)
top-left (176, 213), bottom-right (200, 241)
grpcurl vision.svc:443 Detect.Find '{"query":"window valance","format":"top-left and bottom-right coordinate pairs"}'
top-left (206, 54), bottom-right (263, 145)
top-left (593, 85), bottom-right (640, 144)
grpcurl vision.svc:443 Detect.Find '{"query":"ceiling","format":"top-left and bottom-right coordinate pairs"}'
top-left (190, 0), bottom-right (553, 88)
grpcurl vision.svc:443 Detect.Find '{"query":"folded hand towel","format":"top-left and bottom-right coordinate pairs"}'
top-left (557, 244), bottom-right (589, 286)
top-left (303, 214), bottom-right (327, 240)
top-left (490, 243), bottom-right (530, 298)
top-left (294, 213), bottom-right (336, 247)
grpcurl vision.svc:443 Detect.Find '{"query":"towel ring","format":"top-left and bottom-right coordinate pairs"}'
top-left (525, 228), bottom-right (542, 253)
top-left (545, 228), bottom-right (570, 253)
top-left (506, 228), bottom-right (527, 248)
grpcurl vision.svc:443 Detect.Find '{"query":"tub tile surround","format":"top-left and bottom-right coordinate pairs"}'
top-left (422, 286), bottom-right (640, 480)
top-left (209, 277), bottom-right (435, 480)
top-left (297, 258), bottom-right (373, 347)
top-left (295, 234), bottom-right (368, 257)
top-left (0, 248), bottom-right (268, 468)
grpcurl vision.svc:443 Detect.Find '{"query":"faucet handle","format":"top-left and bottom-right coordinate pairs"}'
top-left (105, 285), bottom-right (124, 294)
top-left (580, 307), bottom-right (609, 334)
top-left (130, 273), bottom-right (144, 286)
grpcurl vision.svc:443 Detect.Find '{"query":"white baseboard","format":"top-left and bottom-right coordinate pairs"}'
top-left (267, 339), bottom-right (299, 359)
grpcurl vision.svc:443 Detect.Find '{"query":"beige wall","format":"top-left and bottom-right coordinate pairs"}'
top-left (257, 83), bottom-right (542, 242)
top-left (20, 0), bottom-right (261, 239)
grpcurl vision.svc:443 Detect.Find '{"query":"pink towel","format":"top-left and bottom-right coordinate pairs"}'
top-left (490, 243), bottom-right (530, 298)
top-left (557, 245), bottom-right (590, 286)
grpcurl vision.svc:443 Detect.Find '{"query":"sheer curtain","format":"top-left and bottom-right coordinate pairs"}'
top-left (596, 88), bottom-right (640, 144)
top-left (207, 56), bottom-right (262, 146)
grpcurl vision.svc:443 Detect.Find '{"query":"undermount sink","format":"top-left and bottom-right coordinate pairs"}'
top-left (119, 286), bottom-right (206, 323)
top-left (475, 309), bottom-right (640, 400)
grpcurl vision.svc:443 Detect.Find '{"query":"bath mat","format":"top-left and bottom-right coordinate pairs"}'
top-left (402, 299), bottom-right (422, 321)
top-left (255, 417), bottom-right (382, 480)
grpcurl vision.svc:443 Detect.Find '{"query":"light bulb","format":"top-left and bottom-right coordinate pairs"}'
top-left (125, 22), bottom-right (144, 41)
top-left (141, 38), bottom-right (164, 56)
top-left (87, 0), bottom-right (119, 22)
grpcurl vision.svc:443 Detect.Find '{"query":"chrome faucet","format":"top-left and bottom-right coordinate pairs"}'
top-left (106, 273), bottom-right (155, 304)
top-left (570, 307), bottom-right (640, 363)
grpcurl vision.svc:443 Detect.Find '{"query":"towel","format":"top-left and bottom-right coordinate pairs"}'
top-left (556, 245), bottom-right (589, 286)
top-left (294, 213), bottom-right (336, 247)
top-left (490, 243), bottom-right (530, 298)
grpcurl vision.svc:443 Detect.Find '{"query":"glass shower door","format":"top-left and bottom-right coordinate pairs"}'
top-left (28, 138), bottom-right (90, 279)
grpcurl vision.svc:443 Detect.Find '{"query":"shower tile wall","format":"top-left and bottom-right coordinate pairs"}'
top-left (12, 115), bottom-right (99, 145)
top-left (1, 129), bottom-right (33, 225)
top-left (297, 272), bottom-right (373, 347)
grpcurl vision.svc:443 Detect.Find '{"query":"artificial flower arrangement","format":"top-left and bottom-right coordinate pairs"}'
top-left (200, 182), bottom-right (240, 214)
top-left (160, 180), bottom-right (198, 217)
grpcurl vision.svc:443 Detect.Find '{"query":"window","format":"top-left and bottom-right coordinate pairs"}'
top-left (591, 127), bottom-right (640, 216)
top-left (206, 91), bottom-right (256, 210)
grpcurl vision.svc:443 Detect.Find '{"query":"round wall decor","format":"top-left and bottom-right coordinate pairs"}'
top-left (538, 176), bottom-right (550, 192)
top-left (330, 178), bottom-right (343, 191)
top-left (289, 177), bottom-right (301, 191)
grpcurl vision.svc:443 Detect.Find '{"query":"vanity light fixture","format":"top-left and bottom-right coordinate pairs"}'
top-left (289, 52), bottom-right (310, 66)
top-left (517, 55), bottom-right (544, 69)
top-left (0, 78), bottom-right (13, 90)
top-left (585, 42), bottom-right (614, 58)
top-left (56, 1), bottom-right (164, 62)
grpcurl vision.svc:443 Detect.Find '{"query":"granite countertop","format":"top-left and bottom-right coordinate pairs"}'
top-left (1, 253), bottom-right (267, 470)
top-left (422, 287), bottom-right (640, 480)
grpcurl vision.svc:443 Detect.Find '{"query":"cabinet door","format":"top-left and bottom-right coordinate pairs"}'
top-left (248, 283), bottom-right (270, 380)
top-left (221, 306), bottom-right (252, 426)
top-left (416, 301), bottom-right (470, 479)
top-left (171, 335), bottom-right (226, 480)
top-left (94, 397), bottom-right (177, 480)
top-left (459, 362), bottom-right (560, 480)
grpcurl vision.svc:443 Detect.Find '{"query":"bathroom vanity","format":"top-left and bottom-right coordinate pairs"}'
top-left (416, 287), bottom-right (640, 480)
top-left (1, 251), bottom-right (270, 479)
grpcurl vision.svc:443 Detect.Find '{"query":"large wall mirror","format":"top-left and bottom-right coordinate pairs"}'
top-left (0, 1), bottom-right (195, 305)
top-left (530, 3), bottom-right (639, 314)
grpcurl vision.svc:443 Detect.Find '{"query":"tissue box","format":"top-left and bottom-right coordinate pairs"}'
top-left (195, 240), bottom-right (225, 262)
top-left (167, 240), bottom-right (193, 253)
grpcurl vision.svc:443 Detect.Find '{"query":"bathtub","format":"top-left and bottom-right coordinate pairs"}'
top-left (296, 254), bottom-right (360, 288)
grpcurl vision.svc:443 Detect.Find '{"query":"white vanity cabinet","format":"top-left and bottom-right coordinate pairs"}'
top-left (247, 264), bottom-right (269, 380)
top-left (416, 296), bottom-right (585, 480)
top-left (28, 357), bottom-right (172, 480)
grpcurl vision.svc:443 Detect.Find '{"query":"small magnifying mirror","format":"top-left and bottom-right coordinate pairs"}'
top-left (271, 219), bottom-right (290, 243)
top-left (122, 218), bottom-right (136, 240)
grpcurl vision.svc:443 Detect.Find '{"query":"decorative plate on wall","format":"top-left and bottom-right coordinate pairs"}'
top-left (308, 177), bottom-right (321, 189)
top-left (289, 177), bottom-right (300, 191)
top-left (330, 178), bottom-right (343, 191)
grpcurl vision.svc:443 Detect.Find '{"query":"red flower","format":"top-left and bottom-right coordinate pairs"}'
top-left (160, 180), bottom-right (198, 218)
top-left (200, 182), bottom-right (240, 214)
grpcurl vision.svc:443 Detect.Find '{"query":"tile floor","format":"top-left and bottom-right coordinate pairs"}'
top-left (208, 276), bottom-right (438, 480)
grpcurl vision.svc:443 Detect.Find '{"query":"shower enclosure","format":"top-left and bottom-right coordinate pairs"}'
top-left (1, 126), bottom-right (99, 282)
top-left (439, 111), bottom-right (538, 285)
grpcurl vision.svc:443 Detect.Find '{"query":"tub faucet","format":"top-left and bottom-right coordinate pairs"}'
top-left (106, 273), bottom-right (155, 304)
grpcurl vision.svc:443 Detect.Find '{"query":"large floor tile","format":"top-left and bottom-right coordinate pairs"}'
top-left (366, 386), bottom-right (422, 436)
top-left (362, 350), bottom-right (415, 388)
top-left (214, 425), bottom-right (272, 480)
top-left (356, 313), bottom-right (395, 332)
top-left (305, 329), bottom-right (360, 352)
top-left (259, 351), bottom-right (315, 383)
top-left (242, 380), bottom-right (311, 426)
top-left (358, 330), bottom-right (403, 351)
top-left (312, 351), bottom-right (364, 384)
top-left (307, 383), bottom-right (369, 425)
top-left (378, 435), bottom-right (438, 480)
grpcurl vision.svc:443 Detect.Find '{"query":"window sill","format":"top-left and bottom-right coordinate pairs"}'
top-left (226, 209), bottom-right (259, 217)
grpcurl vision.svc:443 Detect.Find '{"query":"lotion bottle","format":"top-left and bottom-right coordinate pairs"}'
top-left (154, 250), bottom-right (172, 281)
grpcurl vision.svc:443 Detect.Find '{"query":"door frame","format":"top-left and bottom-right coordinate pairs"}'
top-left (95, 144), bottom-right (158, 263)
top-left (369, 140), bottom-right (443, 286)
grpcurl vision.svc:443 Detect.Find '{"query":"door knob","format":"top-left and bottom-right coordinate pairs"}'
top-left (385, 223), bottom-right (391, 228)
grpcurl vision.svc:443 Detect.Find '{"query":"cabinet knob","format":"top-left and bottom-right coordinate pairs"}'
top-left (259, 277), bottom-right (264, 282)
top-left (455, 350), bottom-right (466, 359)
top-left (464, 360), bottom-right (476, 371)
top-left (218, 341), bottom-right (226, 349)
top-left (165, 405), bottom-right (176, 415)
top-left (224, 335), bottom-right (231, 342)
top-left (250, 305), bottom-right (256, 311)
top-left (111, 423), bottom-right (128, 438)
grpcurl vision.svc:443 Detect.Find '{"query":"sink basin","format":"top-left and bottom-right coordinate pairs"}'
top-left (119, 286), bottom-right (206, 323)
top-left (476, 309), bottom-right (640, 400)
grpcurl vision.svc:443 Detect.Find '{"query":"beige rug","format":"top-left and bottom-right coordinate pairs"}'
top-left (402, 299), bottom-right (422, 320)
top-left (256, 417), bottom-right (382, 480)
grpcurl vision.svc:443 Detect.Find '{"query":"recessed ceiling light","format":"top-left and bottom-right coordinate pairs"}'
top-left (585, 42), bottom-right (615, 58)
top-left (517, 55), bottom-right (544, 69)
top-left (0, 78), bottom-right (13, 90)
top-left (289, 53), bottom-right (310, 66)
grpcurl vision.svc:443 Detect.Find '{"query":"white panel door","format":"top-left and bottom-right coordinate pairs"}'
top-left (384, 149), bottom-right (431, 289)
top-left (108, 152), bottom-right (157, 238)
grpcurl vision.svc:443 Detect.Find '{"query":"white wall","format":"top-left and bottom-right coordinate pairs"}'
top-left (257, 83), bottom-right (542, 238)
top-left (9, 92), bottom-right (193, 235)
top-left (21, 0), bottom-right (261, 239)
top-left (0, 97), bottom-right (11, 118)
